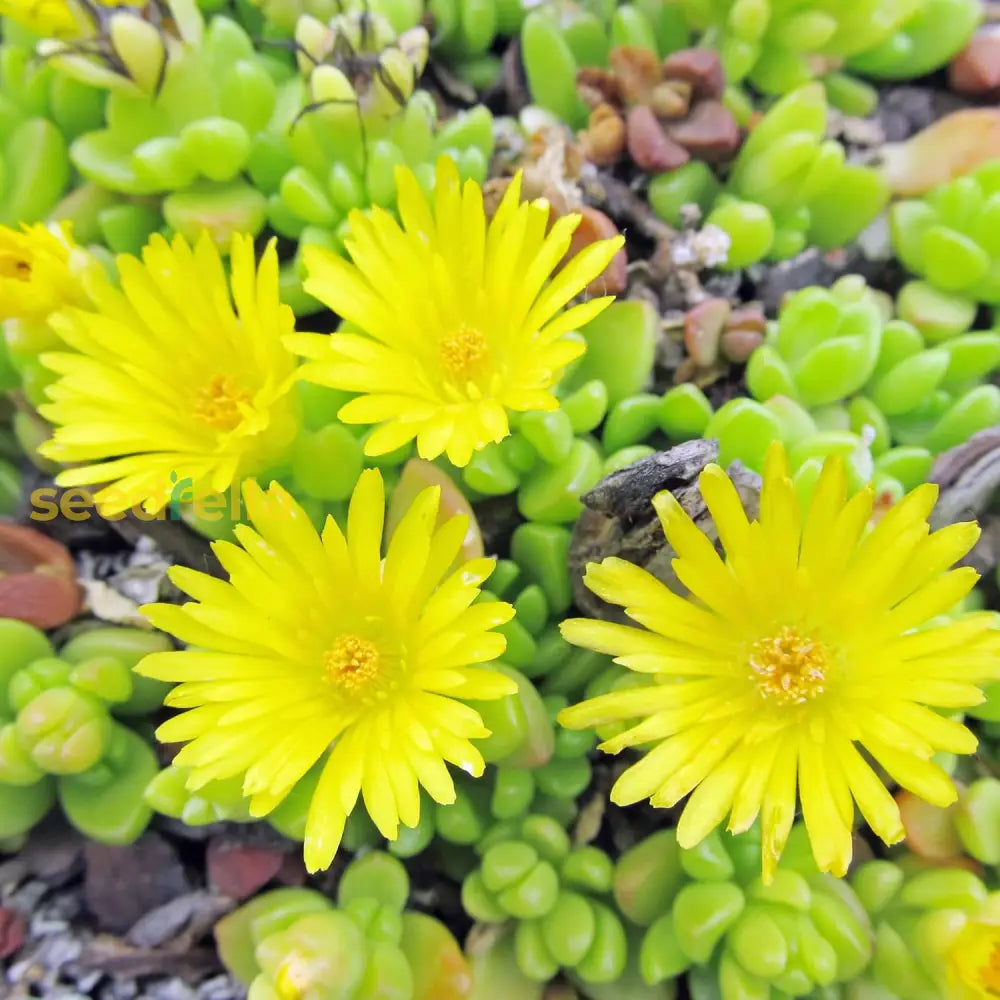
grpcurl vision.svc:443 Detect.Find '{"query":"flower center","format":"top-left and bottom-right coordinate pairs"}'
top-left (323, 634), bottom-right (381, 691)
top-left (980, 941), bottom-right (1000, 996)
top-left (0, 256), bottom-right (31, 281)
top-left (194, 374), bottom-right (252, 431)
top-left (274, 954), bottom-right (310, 1000)
top-left (749, 626), bottom-right (827, 705)
top-left (439, 325), bottom-right (489, 380)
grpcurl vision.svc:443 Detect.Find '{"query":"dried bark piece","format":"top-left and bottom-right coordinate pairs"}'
top-left (930, 426), bottom-right (1000, 574)
top-left (569, 440), bottom-right (761, 620)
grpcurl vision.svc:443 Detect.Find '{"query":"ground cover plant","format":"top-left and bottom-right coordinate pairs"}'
top-left (4, 1), bottom-right (1000, 999)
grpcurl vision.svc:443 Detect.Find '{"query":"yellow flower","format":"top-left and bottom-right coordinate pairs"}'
top-left (37, 231), bottom-right (301, 515)
top-left (0, 0), bottom-right (80, 37)
top-left (286, 156), bottom-right (625, 467)
top-left (0, 222), bottom-right (88, 324)
top-left (558, 442), bottom-right (1000, 882)
top-left (947, 914), bottom-right (1000, 998)
top-left (0, 0), bottom-right (120, 37)
top-left (136, 469), bottom-right (516, 872)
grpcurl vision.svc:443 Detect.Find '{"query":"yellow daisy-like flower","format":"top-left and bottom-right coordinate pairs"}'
top-left (286, 156), bottom-right (625, 467)
top-left (0, 0), bottom-right (121, 37)
top-left (948, 912), bottom-right (1000, 999)
top-left (0, 0), bottom-right (81, 37)
top-left (0, 222), bottom-right (88, 324)
top-left (36, 231), bottom-right (301, 515)
top-left (559, 442), bottom-right (1000, 882)
top-left (136, 469), bottom-right (517, 873)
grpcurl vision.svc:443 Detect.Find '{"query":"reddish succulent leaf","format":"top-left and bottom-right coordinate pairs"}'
top-left (896, 789), bottom-right (963, 860)
top-left (565, 207), bottom-right (628, 296)
top-left (0, 524), bottom-right (81, 628)
top-left (386, 460), bottom-right (484, 562)
top-left (0, 907), bottom-right (26, 960)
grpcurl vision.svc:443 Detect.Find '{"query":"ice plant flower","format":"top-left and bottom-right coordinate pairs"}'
top-left (0, 222), bottom-right (89, 324)
top-left (0, 0), bottom-right (85, 37)
top-left (558, 442), bottom-right (1000, 882)
top-left (948, 912), bottom-right (1000, 999)
top-left (36, 232), bottom-right (300, 515)
top-left (287, 156), bottom-right (625, 467)
top-left (136, 469), bottom-right (516, 872)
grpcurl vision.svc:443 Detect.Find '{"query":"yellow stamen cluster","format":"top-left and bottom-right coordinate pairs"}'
top-left (193, 374), bottom-right (253, 431)
top-left (323, 634), bottom-right (381, 692)
top-left (439, 325), bottom-right (489, 381)
top-left (558, 442), bottom-right (1000, 881)
top-left (749, 627), bottom-right (827, 705)
top-left (980, 942), bottom-right (1000, 996)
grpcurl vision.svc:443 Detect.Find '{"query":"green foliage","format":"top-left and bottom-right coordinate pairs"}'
top-left (676, 0), bottom-right (977, 96)
top-left (520, 1), bottom-right (690, 127)
top-left (0, 619), bottom-right (171, 842)
top-left (849, 860), bottom-right (990, 998)
top-left (0, 29), bottom-right (103, 224)
top-left (699, 84), bottom-right (888, 266)
top-left (891, 162), bottom-right (1000, 306)
top-left (430, 0), bottom-right (528, 87)
top-left (846, 0), bottom-right (981, 79)
top-left (735, 275), bottom-right (1000, 496)
top-left (461, 301), bottom-right (658, 517)
top-left (462, 814), bottom-right (628, 986)
top-left (616, 824), bottom-right (871, 999)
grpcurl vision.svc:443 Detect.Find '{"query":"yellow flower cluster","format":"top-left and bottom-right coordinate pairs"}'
top-left (11, 152), bottom-right (998, 891)
top-left (10, 157), bottom-right (624, 872)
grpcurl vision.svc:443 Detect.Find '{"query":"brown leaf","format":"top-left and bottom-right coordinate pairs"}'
top-left (0, 907), bottom-right (26, 960)
top-left (684, 298), bottom-right (732, 366)
top-left (578, 104), bottom-right (626, 167)
top-left (206, 840), bottom-right (287, 902)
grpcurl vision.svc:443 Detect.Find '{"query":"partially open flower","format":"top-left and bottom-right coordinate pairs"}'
top-left (0, 222), bottom-right (91, 326)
